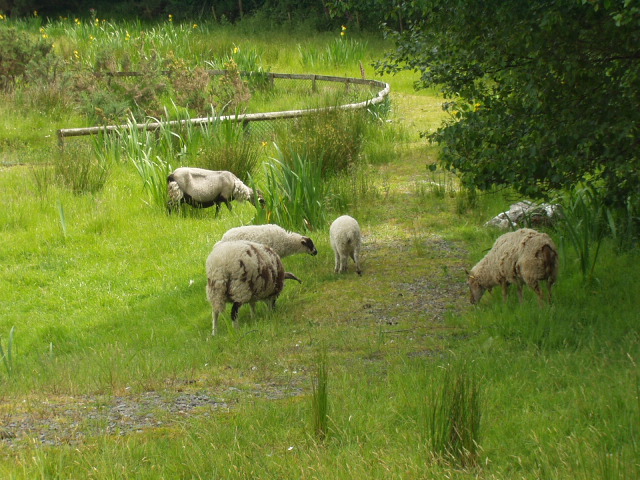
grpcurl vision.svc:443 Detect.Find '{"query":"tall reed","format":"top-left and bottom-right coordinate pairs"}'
top-left (255, 146), bottom-right (328, 231)
top-left (556, 184), bottom-right (608, 282)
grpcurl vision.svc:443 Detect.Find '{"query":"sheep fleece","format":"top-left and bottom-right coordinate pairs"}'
top-left (206, 240), bottom-right (286, 314)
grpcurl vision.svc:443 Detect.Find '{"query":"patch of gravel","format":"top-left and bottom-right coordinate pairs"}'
top-left (0, 383), bottom-right (304, 447)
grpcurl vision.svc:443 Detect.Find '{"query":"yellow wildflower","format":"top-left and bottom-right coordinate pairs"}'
top-left (33, 10), bottom-right (38, 17)
top-left (0, 14), bottom-right (5, 20)
top-left (341, 25), bottom-right (347, 31)
top-left (233, 46), bottom-right (239, 54)
top-left (168, 14), bottom-right (173, 22)
top-left (193, 23), bottom-right (198, 28)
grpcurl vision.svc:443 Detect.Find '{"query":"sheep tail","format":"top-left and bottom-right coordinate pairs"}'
top-left (285, 272), bottom-right (302, 283)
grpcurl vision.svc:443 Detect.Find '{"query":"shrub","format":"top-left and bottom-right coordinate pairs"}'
top-left (277, 108), bottom-right (368, 177)
top-left (0, 27), bottom-right (54, 90)
top-left (211, 59), bottom-right (251, 113)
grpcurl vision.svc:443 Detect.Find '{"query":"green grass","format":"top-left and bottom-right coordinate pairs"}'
top-left (0, 18), bottom-right (638, 480)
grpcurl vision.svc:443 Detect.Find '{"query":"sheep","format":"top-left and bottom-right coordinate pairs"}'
top-left (330, 215), bottom-right (362, 275)
top-left (206, 240), bottom-right (302, 335)
top-left (466, 228), bottom-right (559, 305)
top-left (167, 167), bottom-right (264, 214)
top-left (219, 224), bottom-right (318, 258)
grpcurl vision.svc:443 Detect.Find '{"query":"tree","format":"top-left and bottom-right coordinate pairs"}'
top-left (375, 0), bottom-right (640, 209)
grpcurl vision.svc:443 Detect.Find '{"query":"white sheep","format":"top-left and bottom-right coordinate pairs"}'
top-left (167, 167), bottom-right (264, 214)
top-left (330, 215), bottom-right (362, 275)
top-left (467, 228), bottom-right (559, 305)
top-left (219, 224), bottom-right (318, 258)
top-left (206, 240), bottom-right (302, 335)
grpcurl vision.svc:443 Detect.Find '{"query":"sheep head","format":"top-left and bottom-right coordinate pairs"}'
top-left (301, 236), bottom-right (318, 256)
top-left (466, 270), bottom-right (485, 305)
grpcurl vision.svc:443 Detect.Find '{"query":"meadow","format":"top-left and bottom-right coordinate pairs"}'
top-left (1, 14), bottom-right (639, 479)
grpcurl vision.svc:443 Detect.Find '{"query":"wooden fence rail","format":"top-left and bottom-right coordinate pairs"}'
top-left (57, 73), bottom-right (390, 146)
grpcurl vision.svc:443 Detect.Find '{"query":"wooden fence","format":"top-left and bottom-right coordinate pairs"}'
top-left (56, 72), bottom-right (391, 146)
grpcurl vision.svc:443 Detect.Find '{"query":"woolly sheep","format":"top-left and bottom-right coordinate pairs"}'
top-left (206, 240), bottom-right (302, 335)
top-left (467, 228), bottom-right (559, 305)
top-left (219, 224), bottom-right (318, 258)
top-left (167, 167), bottom-right (264, 214)
top-left (330, 215), bottom-right (362, 275)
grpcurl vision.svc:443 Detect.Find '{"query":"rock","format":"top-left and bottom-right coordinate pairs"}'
top-left (485, 201), bottom-right (561, 229)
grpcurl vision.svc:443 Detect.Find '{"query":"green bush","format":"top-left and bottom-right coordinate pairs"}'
top-left (0, 27), bottom-right (54, 90)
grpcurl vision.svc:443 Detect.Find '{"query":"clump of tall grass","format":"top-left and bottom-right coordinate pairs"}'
top-left (276, 108), bottom-right (368, 177)
top-left (195, 115), bottom-right (261, 183)
top-left (426, 362), bottom-right (481, 468)
top-left (298, 30), bottom-right (368, 69)
top-left (254, 146), bottom-right (328, 231)
top-left (54, 141), bottom-right (111, 195)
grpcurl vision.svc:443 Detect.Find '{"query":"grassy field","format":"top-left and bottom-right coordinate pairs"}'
top-left (1, 16), bottom-right (639, 479)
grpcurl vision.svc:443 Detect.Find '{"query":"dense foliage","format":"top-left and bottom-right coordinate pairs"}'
top-left (374, 0), bottom-right (640, 211)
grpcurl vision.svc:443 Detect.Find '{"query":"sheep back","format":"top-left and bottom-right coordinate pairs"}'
top-left (330, 215), bottom-right (362, 275)
top-left (220, 224), bottom-right (317, 258)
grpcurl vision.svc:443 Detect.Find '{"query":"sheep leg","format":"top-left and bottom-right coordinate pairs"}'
top-left (231, 302), bottom-right (242, 329)
top-left (500, 281), bottom-right (509, 301)
top-left (212, 311), bottom-right (219, 336)
top-left (530, 281), bottom-right (546, 306)
top-left (334, 251), bottom-right (341, 273)
top-left (351, 250), bottom-right (362, 276)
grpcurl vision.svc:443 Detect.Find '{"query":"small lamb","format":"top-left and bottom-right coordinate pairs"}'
top-left (330, 215), bottom-right (362, 275)
top-left (206, 240), bottom-right (302, 335)
top-left (168, 167), bottom-right (264, 214)
top-left (220, 224), bottom-right (318, 258)
top-left (467, 228), bottom-right (559, 305)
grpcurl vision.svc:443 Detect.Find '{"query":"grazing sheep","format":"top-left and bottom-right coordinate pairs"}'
top-left (467, 228), bottom-right (559, 305)
top-left (167, 167), bottom-right (264, 214)
top-left (219, 224), bottom-right (318, 258)
top-left (330, 215), bottom-right (362, 275)
top-left (206, 240), bottom-right (302, 335)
